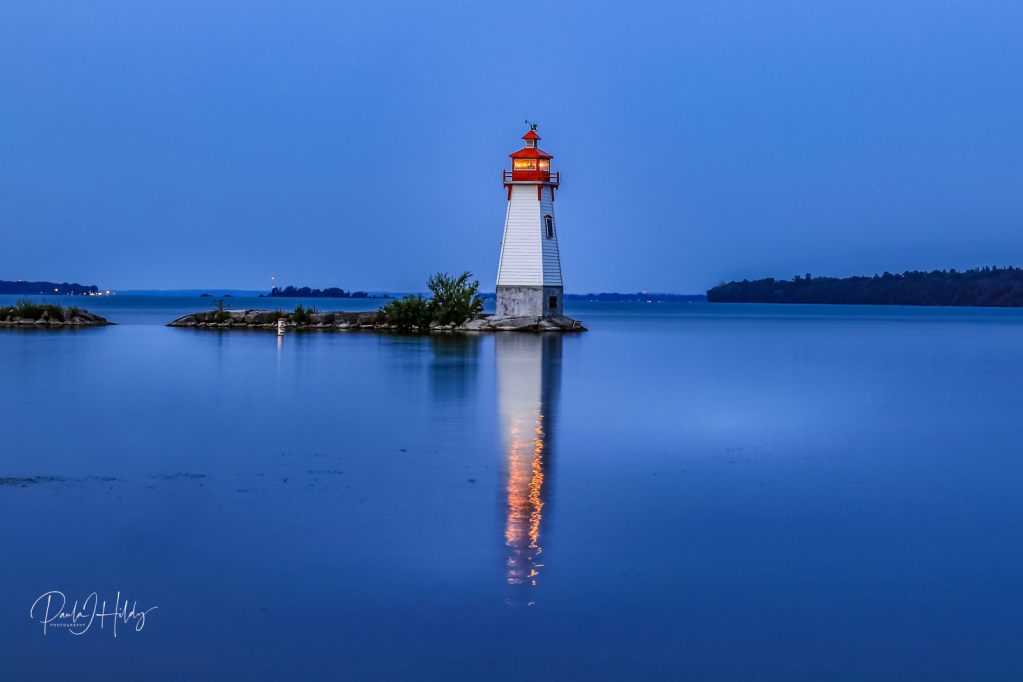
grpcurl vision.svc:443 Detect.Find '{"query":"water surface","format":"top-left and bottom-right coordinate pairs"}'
top-left (1, 299), bottom-right (1021, 680)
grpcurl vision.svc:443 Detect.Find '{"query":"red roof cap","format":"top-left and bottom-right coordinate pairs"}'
top-left (509, 147), bottom-right (553, 159)
top-left (522, 130), bottom-right (541, 140)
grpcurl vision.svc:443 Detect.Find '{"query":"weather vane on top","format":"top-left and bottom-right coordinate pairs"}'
top-left (524, 119), bottom-right (538, 131)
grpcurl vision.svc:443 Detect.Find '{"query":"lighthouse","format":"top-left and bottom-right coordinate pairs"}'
top-left (495, 127), bottom-right (564, 318)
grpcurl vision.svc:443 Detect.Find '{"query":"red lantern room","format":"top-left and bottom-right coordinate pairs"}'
top-left (506, 130), bottom-right (557, 183)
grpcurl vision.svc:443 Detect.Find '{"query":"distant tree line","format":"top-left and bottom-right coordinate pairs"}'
top-left (564, 292), bottom-right (706, 302)
top-left (708, 267), bottom-right (1023, 307)
top-left (0, 279), bottom-right (99, 295)
top-left (264, 286), bottom-right (383, 299)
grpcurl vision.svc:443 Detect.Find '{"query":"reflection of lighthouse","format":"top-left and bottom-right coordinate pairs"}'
top-left (496, 334), bottom-right (562, 603)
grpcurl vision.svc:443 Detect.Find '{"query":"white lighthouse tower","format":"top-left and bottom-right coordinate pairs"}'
top-left (495, 127), bottom-right (564, 318)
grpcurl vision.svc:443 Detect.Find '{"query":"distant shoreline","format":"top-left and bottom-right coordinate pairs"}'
top-left (709, 267), bottom-right (1023, 307)
top-left (0, 279), bottom-right (100, 296)
top-left (37, 290), bottom-right (708, 302)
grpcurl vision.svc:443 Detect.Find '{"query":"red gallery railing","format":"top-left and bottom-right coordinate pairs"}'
top-left (503, 170), bottom-right (559, 184)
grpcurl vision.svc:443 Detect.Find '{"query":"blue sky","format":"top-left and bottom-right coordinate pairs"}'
top-left (1, 1), bottom-right (1021, 293)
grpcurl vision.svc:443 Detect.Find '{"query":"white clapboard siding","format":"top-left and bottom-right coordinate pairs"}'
top-left (496, 184), bottom-right (543, 286)
top-left (539, 191), bottom-right (563, 286)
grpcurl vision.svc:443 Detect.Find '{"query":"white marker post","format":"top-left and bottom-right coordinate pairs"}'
top-left (278, 318), bottom-right (285, 336)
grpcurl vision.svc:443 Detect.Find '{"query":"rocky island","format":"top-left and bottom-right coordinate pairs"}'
top-left (170, 275), bottom-right (586, 332)
top-left (0, 300), bottom-right (114, 327)
top-left (167, 308), bottom-right (585, 332)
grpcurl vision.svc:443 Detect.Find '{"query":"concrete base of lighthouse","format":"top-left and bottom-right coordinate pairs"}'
top-left (496, 285), bottom-right (564, 318)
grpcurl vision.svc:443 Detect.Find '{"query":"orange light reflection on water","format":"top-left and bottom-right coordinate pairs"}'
top-left (505, 406), bottom-right (546, 586)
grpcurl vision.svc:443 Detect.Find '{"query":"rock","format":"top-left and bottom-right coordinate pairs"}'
top-left (357, 312), bottom-right (378, 327)
top-left (67, 311), bottom-right (111, 325)
top-left (41, 310), bottom-right (49, 320)
top-left (227, 310), bottom-right (246, 322)
top-left (62, 308), bottom-right (72, 322)
top-left (223, 319), bottom-right (234, 326)
top-left (20, 318), bottom-right (36, 325)
top-left (169, 315), bottom-right (198, 327)
top-left (461, 318), bottom-right (493, 330)
top-left (309, 314), bottom-right (323, 324)
top-left (321, 313), bottom-right (336, 324)
top-left (334, 312), bottom-right (358, 325)
top-left (537, 319), bottom-right (561, 331)
top-left (195, 312), bottom-right (208, 323)
top-left (546, 315), bottom-right (575, 330)
top-left (34, 318), bottom-right (47, 325)
top-left (49, 319), bottom-right (62, 326)
top-left (243, 311), bottom-right (272, 324)
top-left (489, 316), bottom-right (540, 331)
top-left (429, 321), bottom-right (441, 328)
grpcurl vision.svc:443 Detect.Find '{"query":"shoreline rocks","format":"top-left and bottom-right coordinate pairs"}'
top-left (0, 307), bottom-right (114, 328)
top-left (460, 315), bottom-right (585, 332)
top-left (168, 310), bottom-right (587, 332)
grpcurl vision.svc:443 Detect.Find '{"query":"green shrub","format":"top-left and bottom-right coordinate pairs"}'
top-left (380, 295), bottom-right (431, 330)
top-left (290, 304), bottom-right (318, 324)
top-left (207, 298), bottom-right (231, 323)
top-left (0, 299), bottom-right (66, 321)
top-left (426, 271), bottom-right (485, 325)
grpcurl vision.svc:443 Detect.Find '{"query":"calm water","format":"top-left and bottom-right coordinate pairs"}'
top-left (1, 297), bottom-right (1021, 680)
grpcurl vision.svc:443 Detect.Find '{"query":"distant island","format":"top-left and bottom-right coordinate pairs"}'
top-left (262, 286), bottom-right (387, 299)
top-left (563, 292), bottom-right (706, 302)
top-left (0, 279), bottom-right (100, 295)
top-left (708, 267), bottom-right (1023, 307)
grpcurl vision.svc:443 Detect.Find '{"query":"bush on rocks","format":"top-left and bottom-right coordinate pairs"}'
top-left (0, 299), bottom-right (67, 321)
top-left (380, 295), bottom-right (431, 330)
top-left (426, 272), bottom-right (485, 326)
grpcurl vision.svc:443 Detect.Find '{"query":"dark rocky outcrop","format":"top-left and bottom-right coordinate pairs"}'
top-left (168, 310), bottom-right (586, 332)
top-left (168, 310), bottom-right (384, 330)
top-left (0, 306), bottom-right (113, 328)
top-left (462, 315), bottom-right (585, 332)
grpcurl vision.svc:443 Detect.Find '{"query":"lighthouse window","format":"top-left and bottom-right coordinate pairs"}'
top-left (544, 215), bottom-right (554, 239)
top-left (513, 159), bottom-right (536, 171)
top-left (538, 159), bottom-right (549, 171)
